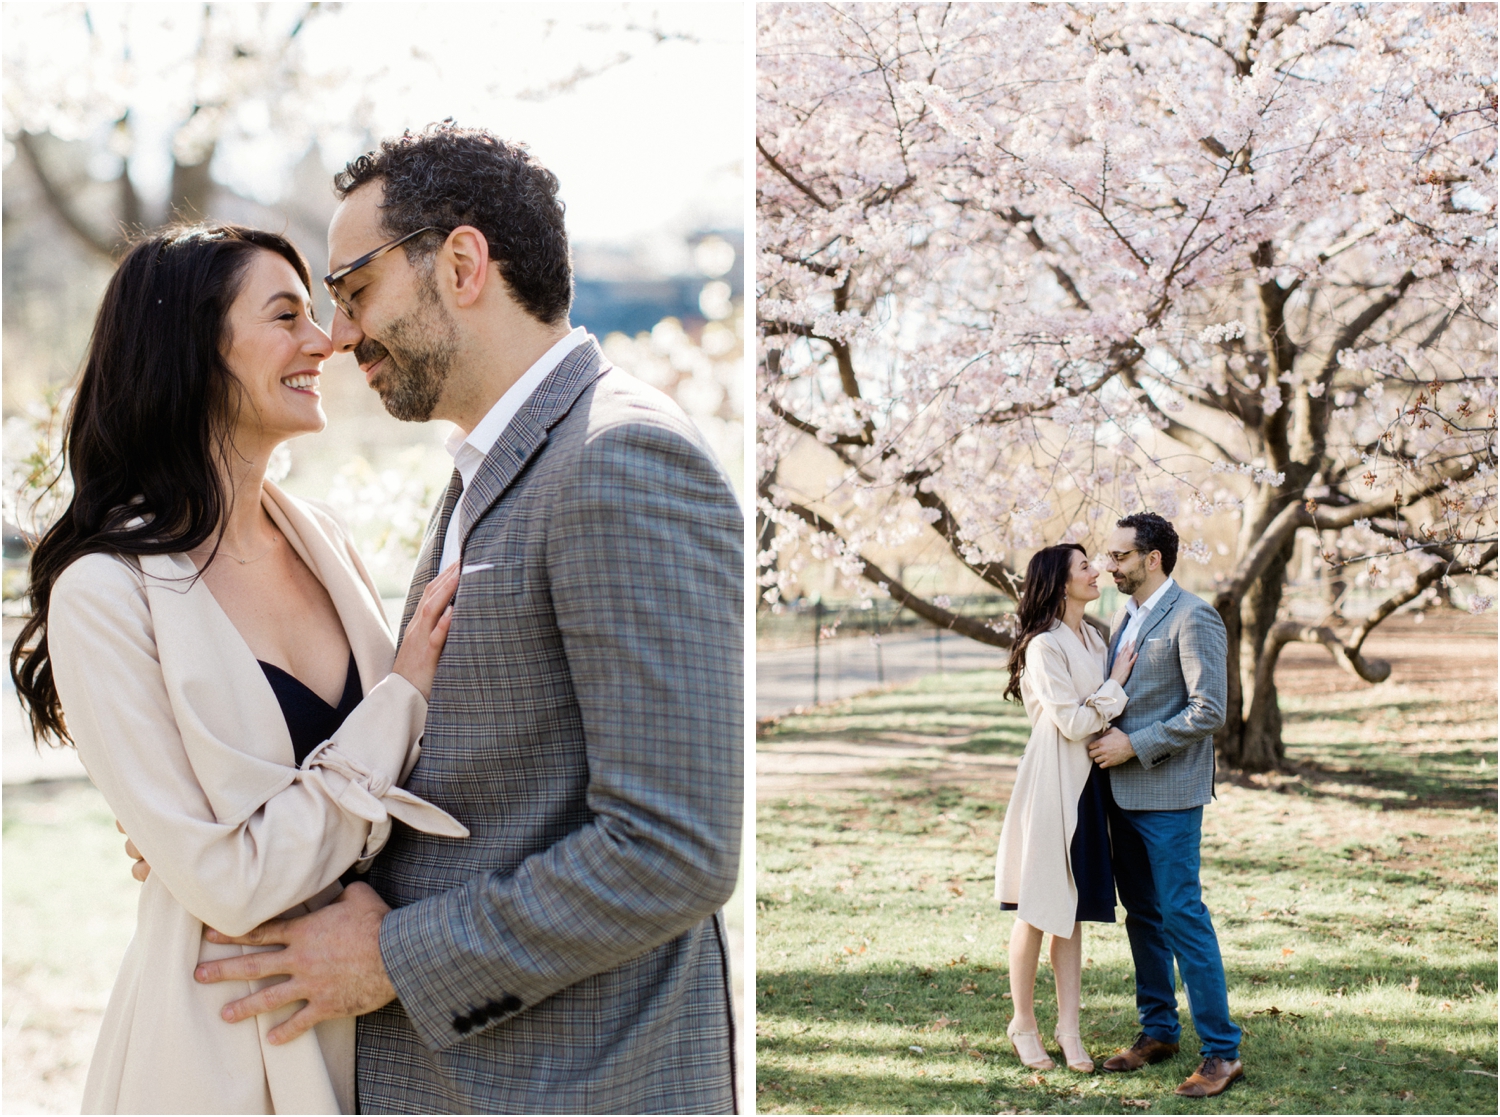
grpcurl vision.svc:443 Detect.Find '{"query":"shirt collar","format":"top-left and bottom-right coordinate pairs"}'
top-left (444, 326), bottom-right (590, 483)
top-left (1124, 575), bottom-right (1176, 618)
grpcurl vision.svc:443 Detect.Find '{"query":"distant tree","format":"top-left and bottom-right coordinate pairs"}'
top-left (757, 2), bottom-right (1497, 771)
top-left (4, 3), bottom-right (329, 258)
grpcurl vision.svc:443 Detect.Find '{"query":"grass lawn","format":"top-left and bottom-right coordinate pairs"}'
top-left (755, 613), bottom-right (1498, 1114)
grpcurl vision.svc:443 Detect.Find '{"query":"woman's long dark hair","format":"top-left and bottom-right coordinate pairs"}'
top-left (1003, 543), bottom-right (1086, 703)
top-left (9, 224), bottom-right (313, 745)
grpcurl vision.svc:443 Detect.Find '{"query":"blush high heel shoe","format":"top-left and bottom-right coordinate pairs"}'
top-left (1006, 1020), bottom-right (1055, 1070)
top-left (1053, 1030), bottom-right (1095, 1073)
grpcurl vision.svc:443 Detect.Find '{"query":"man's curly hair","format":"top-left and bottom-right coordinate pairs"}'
top-left (1117, 511), bottom-right (1179, 575)
top-left (334, 121), bottom-right (572, 325)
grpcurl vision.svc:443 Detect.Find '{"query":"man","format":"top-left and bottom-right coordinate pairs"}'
top-left (193, 124), bottom-right (743, 1113)
top-left (1087, 512), bottom-right (1243, 1098)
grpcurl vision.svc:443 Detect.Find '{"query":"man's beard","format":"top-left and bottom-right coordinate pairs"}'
top-left (357, 276), bottom-right (459, 422)
top-left (1113, 566), bottom-right (1145, 596)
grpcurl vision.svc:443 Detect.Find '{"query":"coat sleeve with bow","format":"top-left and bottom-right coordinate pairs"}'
top-left (48, 552), bottom-right (465, 938)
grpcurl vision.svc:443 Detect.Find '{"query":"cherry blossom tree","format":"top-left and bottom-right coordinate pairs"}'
top-left (757, 2), bottom-right (1496, 771)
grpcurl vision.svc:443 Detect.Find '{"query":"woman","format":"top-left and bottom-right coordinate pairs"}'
top-left (994, 544), bottom-right (1135, 1073)
top-left (8, 225), bottom-right (468, 1115)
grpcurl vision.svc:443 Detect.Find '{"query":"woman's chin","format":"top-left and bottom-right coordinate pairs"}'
top-left (281, 409), bottom-right (327, 437)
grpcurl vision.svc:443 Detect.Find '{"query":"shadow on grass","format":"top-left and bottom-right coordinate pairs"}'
top-left (758, 963), bottom-right (1499, 1114)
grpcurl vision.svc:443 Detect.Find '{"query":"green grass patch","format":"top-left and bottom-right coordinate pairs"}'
top-left (757, 669), bottom-right (1498, 1114)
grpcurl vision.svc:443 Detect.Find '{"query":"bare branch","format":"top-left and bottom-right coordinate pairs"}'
top-left (781, 500), bottom-right (1012, 647)
top-left (16, 132), bottom-right (122, 260)
top-left (1267, 620), bottom-right (1391, 683)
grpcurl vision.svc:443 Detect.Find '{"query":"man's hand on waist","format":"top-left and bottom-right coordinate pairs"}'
top-left (194, 880), bottom-right (396, 1044)
top-left (1089, 727), bottom-right (1136, 768)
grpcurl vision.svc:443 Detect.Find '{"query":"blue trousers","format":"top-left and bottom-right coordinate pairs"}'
top-left (1108, 799), bottom-right (1242, 1060)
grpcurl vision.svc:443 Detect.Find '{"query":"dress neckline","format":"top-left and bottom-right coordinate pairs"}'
top-left (257, 652), bottom-right (359, 711)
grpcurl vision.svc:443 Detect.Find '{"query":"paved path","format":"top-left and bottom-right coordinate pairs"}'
top-left (756, 629), bottom-right (1008, 720)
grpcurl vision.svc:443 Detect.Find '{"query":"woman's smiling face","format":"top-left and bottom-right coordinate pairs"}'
top-left (220, 249), bottom-right (332, 455)
top-left (1066, 547), bottom-right (1101, 604)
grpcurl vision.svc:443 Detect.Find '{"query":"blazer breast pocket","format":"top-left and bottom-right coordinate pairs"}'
top-left (454, 558), bottom-right (536, 605)
top-left (1138, 636), bottom-right (1175, 671)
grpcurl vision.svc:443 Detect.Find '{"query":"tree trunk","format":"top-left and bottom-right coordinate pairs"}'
top-left (1215, 490), bottom-right (1297, 772)
top-left (168, 147), bottom-right (217, 224)
top-left (755, 465), bottom-right (778, 607)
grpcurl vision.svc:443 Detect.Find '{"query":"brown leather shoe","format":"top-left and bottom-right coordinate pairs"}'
top-left (1102, 1032), bottom-right (1180, 1072)
top-left (1174, 1056), bottom-right (1244, 1097)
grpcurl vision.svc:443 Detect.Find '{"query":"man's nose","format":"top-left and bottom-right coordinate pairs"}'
top-left (330, 306), bottom-right (363, 354)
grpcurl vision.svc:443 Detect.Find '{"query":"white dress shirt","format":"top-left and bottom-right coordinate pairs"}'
top-left (1117, 575), bottom-right (1176, 653)
top-left (439, 326), bottom-right (589, 572)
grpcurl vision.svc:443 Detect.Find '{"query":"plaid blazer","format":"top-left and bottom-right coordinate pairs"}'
top-left (1104, 581), bottom-right (1227, 811)
top-left (356, 340), bottom-right (743, 1114)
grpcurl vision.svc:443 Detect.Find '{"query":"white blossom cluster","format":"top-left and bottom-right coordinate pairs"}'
top-left (604, 309), bottom-right (745, 492)
top-left (756, 2), bottom-right (1496, 614)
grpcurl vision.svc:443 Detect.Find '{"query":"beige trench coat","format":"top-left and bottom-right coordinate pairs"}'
top-left (994, 621), bottom-right (1127, 937)
top-left (48, 484), bottom-right (466, 1115)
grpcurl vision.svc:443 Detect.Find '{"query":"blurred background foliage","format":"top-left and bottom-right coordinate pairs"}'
top-left (3, 1), bottom-right (744, 599)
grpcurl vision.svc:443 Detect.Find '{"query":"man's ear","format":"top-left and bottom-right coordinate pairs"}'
top-left (444, 226), bottom-right (490, 308)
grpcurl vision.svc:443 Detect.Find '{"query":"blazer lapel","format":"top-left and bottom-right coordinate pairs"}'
top-left (448, 339), bottom-right (609, 563)
top-left (1131, 581), bottom-right (1184, 649)
top-left (400, 469), bottom-right (463, 638)
top-left (1106, 607), bottom-right (1128, 669)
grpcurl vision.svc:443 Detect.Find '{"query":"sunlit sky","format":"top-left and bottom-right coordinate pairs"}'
top-left (4, 2), bottom-right (745, 244)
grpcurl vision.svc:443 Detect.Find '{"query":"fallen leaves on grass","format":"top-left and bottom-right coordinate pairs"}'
top-left (1121, 1100), bottom-right (1151, 1110)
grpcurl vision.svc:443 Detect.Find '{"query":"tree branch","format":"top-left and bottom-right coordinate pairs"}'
top-left (1312, 270), bottom-right (1419, 396)
top-left (767, 399), bottom-right (872, 446)
top-left (16, 131), bottom-right (122, 261)
top-left (1119, 366), bottom-right (1241, 460)
top-left (1216, 472), bottom-right (1465, 613)
top-left (781, 500), bottom-right (1012, 647)
top-left (898, 477), bottom-right (1023, 599)
top-left (756, 137), bottom-right (833, 210)
top-left (1267, 620), bottom-right (1391, 683)
top-left (1345, 543), bottom-right (1497, 653)
top-left (1000, 208), bottom-right (1091, 311)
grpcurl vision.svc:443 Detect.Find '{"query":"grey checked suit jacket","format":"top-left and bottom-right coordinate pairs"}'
top-left (356, 340), bottom-right (743, 1114)
top-left (1105, 581), bottom-right (1227, 811)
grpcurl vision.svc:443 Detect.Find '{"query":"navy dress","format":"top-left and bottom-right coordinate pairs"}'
top-left (1002, 761), bottom-right (1117, 924)
top-left (258, 653), bottom-right (362, 765)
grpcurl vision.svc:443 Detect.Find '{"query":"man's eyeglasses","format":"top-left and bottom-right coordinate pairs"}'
top-left (323, 226), bottom-right (444, 318)
top-left (1106, 549), bottom-right (1140, 564)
